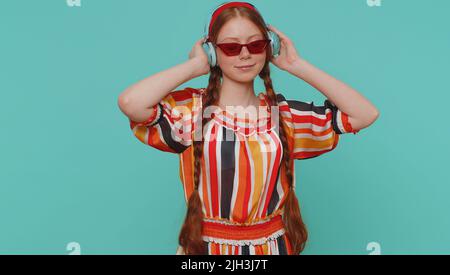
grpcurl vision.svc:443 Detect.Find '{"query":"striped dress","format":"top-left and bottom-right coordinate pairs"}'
top-left (129, 87), bottom-right (359, 255)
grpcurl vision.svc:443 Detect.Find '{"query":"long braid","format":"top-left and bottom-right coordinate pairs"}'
top-left (260, 64), bottom-right (308, 254)
top-left (178, 66), bottom-right (222, 254)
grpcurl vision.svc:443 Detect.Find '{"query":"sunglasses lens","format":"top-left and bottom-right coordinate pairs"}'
top-left (221, 44), bottom-right (242, 55)
top-left (248, 40), bottom-right (268, 53)
top-left (218, 40), bottom-right (269, 56)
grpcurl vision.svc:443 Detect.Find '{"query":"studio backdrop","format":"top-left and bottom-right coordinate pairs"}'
top-left (1, 0), bottom-right (449, 254)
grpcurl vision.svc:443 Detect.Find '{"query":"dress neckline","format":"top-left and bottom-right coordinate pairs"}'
top-left (200, 91), bottom-right (275, 137)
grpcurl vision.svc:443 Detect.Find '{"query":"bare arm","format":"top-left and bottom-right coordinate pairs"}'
top-left (288, 58), bottom-right (379, 131)
top-left (118, 38), bottom-right (210, 123)
top-left (266, 25), bottom-right (379, 132)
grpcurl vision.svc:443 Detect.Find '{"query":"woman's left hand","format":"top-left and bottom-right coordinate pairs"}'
top-left (267, 25), bottom-right (302, 72)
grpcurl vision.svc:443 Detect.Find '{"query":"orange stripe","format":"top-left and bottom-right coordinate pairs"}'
top-left (279, 159), bottom-right (290, 203)
top-left (294, 126), bottom-right (334, 136)
top-left (247, 137), bottom-right (263, 220)
top-left (254, 134), bottom-right (272, 217)
top-left (284, 234), bottom-right (293, 255)
top-left (293, 133), bottom-right (339, 159)
top-left (263, 242), bottom-right (269, 254)
top-left (232, 141), bottom-right (247, 222)
top-left (201, 154), bottom-right (211, 216)
top-left (180, 152), bottom-right (193, 201)
top-left (148, 125), bottom-right (173, 152)
top-left (255, 245), bottom-right (263, 255)
top-left (294, 135), bottom-right (336, 149)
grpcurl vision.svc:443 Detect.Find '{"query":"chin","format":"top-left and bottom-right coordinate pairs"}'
top-left (222, 69), bottom-right (256, 82)
top-left (232, 74), bottom-right (258, 83)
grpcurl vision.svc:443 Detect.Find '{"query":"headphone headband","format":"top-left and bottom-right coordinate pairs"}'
top-left (201, 1), bottom-right (281, 67)
top-left (207, 2), bottom-right (258, 37)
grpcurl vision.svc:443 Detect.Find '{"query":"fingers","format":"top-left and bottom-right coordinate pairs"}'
top-left (268, 24), bottom-right (282, 35)
top-left (197, 37), bottom-right (206, 44)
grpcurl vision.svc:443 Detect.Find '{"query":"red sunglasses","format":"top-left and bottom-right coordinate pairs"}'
top-left (215, 39), bottom-right (270, 56)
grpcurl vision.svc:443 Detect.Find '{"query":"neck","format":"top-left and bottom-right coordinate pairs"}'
top-left (218, 77), bottom-right (259, 109)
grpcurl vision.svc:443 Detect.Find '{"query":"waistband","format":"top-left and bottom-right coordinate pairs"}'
top-left (201, 214), bottom-right (286, 246)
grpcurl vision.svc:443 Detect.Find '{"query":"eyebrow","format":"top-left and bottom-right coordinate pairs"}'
top-left (220, 34), bottom-right (262, 42)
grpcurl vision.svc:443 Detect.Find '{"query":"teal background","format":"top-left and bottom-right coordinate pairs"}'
top-left (0, 0), bottom-right (449, 255)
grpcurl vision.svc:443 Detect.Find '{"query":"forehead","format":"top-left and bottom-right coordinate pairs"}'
top-left (217, 17), bottom-right (263, 42)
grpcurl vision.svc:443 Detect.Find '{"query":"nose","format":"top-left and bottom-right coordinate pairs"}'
top-left (239, 45), bottom-right (251, 58)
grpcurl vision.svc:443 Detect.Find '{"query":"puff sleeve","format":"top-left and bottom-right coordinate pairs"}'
top-left (277, 93), bottom-right (359, 160)
top-left (129, 87), bottom-right (201, 154)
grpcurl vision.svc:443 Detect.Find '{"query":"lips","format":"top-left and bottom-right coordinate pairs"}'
top-left (235, 64), bottom-right (255, 68)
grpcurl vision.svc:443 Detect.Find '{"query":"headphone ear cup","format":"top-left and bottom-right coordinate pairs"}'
top-left (267, 30), bottom-right (281, 58)
top-left (202, 41), bottom-right (217, 67)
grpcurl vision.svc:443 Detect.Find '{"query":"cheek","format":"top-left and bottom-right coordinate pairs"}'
top-left (217, 53), bottom-right (234, 67)
top-left (218, 59), bottom-right (240, 75)
top-left (257, 54), bottom-right (267, 65)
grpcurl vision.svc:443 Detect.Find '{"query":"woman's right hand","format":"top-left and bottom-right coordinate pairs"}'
top-left (188, 38), bottom-right (211, 77)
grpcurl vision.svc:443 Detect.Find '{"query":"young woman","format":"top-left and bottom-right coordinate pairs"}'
top-left (118, 2), bottom-right (379, 255)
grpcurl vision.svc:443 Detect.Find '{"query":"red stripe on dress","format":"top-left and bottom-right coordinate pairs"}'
top-left (341, 111), bottom-right (360, 134)
top-left (241, 139), bottom-right (252, 221)
top-left (171, 88), bottom-right (194, 102)
top-left (161, 109), bottom-right (175, 124)
top-left (255, 245), bottom-right (264, 255)
top-left (208, 123), bottom-right (219, 217)
top-left (291, 111), bottom-right (333, 128)
top-left (213, 243), bottom-right (220, 255)
top-left (261, 130), bottom-right (282, 215)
